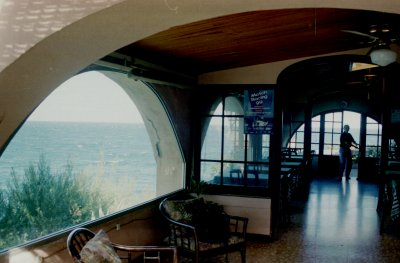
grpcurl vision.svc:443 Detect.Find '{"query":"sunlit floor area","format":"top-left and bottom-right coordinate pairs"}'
top-left (211, 170), bottom-right (400, 263)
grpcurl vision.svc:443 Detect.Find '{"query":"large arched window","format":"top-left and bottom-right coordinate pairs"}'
top-left (288, 110), bottom-right (382, 158)
top-left (201, 96), bottom-right (271, 188)
top-left (0, 71), bottom-right (184, 251)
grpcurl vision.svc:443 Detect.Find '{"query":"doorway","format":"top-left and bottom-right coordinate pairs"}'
top-left (288, 111), bottom-right (381, 180)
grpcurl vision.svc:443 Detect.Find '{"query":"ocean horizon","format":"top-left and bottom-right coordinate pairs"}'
top-left (0, 121), bottom-right (157, 206)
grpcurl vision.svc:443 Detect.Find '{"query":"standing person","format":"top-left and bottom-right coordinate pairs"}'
top-left (339, 124), bottom-right (358, 180)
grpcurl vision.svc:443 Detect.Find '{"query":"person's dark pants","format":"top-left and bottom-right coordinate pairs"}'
top-left (339, 147), bottom-right (352, 178)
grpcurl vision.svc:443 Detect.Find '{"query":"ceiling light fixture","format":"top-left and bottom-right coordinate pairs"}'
top-left (370, 46), bottom-right (397, 66)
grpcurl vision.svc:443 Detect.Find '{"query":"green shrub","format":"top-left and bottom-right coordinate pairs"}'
top-left (0, 156), bottom-right (113, 251)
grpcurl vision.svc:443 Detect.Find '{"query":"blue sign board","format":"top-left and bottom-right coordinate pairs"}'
top-left (244, 89), bottom-right (274, 134)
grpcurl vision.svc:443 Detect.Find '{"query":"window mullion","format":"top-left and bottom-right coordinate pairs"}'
top-left (220, 98), bottom-right (225, 186)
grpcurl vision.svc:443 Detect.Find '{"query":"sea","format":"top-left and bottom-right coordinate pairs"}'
top-left (0, 121), bottom-right (157, 208)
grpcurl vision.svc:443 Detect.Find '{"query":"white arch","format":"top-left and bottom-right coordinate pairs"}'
top-left (102, 71), bottom-right (185, 195)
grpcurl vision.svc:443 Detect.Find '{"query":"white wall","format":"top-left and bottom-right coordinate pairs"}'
top-left (198, 48), bottom-right (370, 84)
top-left (204, 194), bottom-right (272, 236)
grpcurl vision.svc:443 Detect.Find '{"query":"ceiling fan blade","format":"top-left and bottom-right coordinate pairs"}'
top-left (341, 30), bottom-right (379, 41)
top-left (389, 36), bottom-right (400, 44)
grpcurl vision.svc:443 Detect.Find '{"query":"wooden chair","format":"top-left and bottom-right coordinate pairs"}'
top-left (67, 227), bottom-right (178, 263)
top-left (159, 197), bottom-right (248, 263)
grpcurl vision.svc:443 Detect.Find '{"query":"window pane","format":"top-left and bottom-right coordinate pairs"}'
top-left (225, 96), bottom-right (243, 115)
top-left (262, 134), bottom-right (270, 161)
top-left (323, 145), bottom-right (332, 155)
top-left (333, 134), bottom-right (341, 145)
top-left (223, 162), bottom-right (244, 186)
top-left (224, 117), bottom-right (244, 161)
top-left (366, 146), bottom-right (379, 157)
top-left (201, 161), bottom-right (221, 184)
top-left (332, 144), bottom-right (340, 155)
top-left (324, 134), bottom-right (332, 144)
top-left (352, 131), bottom-right (360, 147)
top-left (311, 133), bottom-right (320, 143)
top-left (366, 123), bottom-right (379, 134)
top-left (334, 112), bottom-right (343, 121)
top-left (312, 117), bottom-right (320, 132)
top-left (246, 163), bottom-right (269, 187)
top-left (366, 117), bottom-right (378, 124)
top-left (352, 148), bottom-right (360, 158)
top-left (366, 135), bottom-right (378, 146)
top-left (312, 123), bottom-right (320, 133)
top-left (295, 143), bottom-right (304, 151)
top-left (325, 113), bottom-right (333, 121)
top-left (390, 139), bottom-right (397, 152)
top-left (365, 116), bottom-right (381, 158)
top-left (325, 122), bottom-right (333, 132)
top-left (286, 122), bottom-right (304, 154)
top-left (296, 132), bottom-right (304, 143)
top-left (311, 144), bottom-right (319, 154)
top-left (212, 102), bottom-right (223, 115)
top-left (248, 134), bottom-right (269, 162)
top-left (202, 117), bottom-right (222, 160)
top-left (333, 122), bottom-right (342, 133)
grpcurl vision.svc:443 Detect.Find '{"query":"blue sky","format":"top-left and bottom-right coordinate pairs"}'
top-left (28, 71), bottom-right (143, 123)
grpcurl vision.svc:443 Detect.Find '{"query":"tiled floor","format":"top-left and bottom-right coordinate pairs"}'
top-left (214, 171), bottom-right (400, 263)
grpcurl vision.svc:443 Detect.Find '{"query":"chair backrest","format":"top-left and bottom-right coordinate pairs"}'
top-left (159, 198), bottom-right (171, 220)
top-left (67, 228), bottom-right (96, 261)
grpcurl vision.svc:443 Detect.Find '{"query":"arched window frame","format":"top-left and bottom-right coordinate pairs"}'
top-left (0, 71), bottom-right (185, 252)
top-left (200, 95), bottom-right (272, 191)
top-left (288, 111), bottom-right (382, 158)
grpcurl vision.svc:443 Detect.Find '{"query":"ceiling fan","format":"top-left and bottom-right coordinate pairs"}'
top-left (342, 24), bottom-right (399, 66)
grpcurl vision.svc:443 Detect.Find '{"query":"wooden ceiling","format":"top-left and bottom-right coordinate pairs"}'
top-left (118, 8), bottom-right (400, 75)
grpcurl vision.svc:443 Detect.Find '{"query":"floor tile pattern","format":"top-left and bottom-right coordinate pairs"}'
top-left (206, 175), bottom-right (400, 263)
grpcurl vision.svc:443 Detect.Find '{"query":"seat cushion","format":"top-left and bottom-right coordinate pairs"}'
top-left (191, 201), bottom-right (229, 243)
top-left (163, 197), bottom-right (230, 243)
top-left (79, 229), bottom-right (121, 263)
top-left (163, 197), bottom-right (202, 223)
